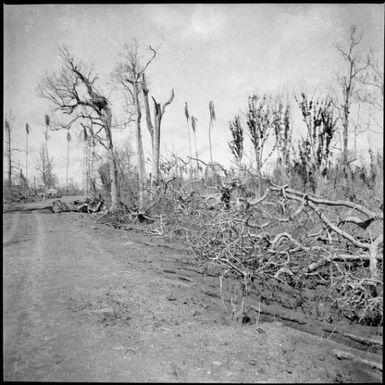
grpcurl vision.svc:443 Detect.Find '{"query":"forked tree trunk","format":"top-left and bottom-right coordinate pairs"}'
top-left (142, 74), bottom-right (174, 189)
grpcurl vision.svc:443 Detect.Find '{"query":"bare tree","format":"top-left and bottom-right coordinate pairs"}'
top-left (38, 45), bottom-right (120, 209)
top-left (114, 41), bottom-right (159, 208)
top-left (357, 49), bottom-right (384, 112)
top-left (142, 73), bottom-right (174, 187)
top-left (335, 25), bottom-right (370, 179)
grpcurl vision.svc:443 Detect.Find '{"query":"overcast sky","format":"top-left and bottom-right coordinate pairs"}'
top-left (4, 4), bottom-right (384, 187)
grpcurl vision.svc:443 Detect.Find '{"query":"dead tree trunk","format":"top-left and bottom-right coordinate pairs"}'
top-left (142, 74), bottom-right (155, 186)
top-left (5, 119), bottom-right (12, 188)
top-left (151, 90), bottom-right (174, 186)
top-left (152, 100), bottom-right (161, 185)
top-left (133, 79), bottom-right (147, 210)
top-left (142, 73), bottom-right (174, 187)
top-left (103, 106), bottom-right (120, 209)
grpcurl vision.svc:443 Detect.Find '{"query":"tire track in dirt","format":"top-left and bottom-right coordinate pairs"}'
top-left (3, 212), bottom-right (140, 381)
top-left (4, 212), bottom-right (60, 380)
top-left (3, 212), bottom-right (38, 380)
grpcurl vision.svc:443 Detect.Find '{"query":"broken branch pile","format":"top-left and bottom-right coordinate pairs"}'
top-left (52, 196), bottom-right (104, 214)
top-left (100, 177), bottom-right (383, 327)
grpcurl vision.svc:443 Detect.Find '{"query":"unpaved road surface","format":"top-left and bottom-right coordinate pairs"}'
top-left (3, 208), bottom-right (382, 382)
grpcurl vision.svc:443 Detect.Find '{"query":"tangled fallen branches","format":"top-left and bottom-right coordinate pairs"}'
top-left (97, 176), bottom-right (383, 326)
top-left (174, 182), bottom-right (382, 325)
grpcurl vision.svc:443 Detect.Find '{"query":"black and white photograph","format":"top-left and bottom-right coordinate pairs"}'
top-left (3, 3), bottom-right (383, 382)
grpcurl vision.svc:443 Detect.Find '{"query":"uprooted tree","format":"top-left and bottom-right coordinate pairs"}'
top-left (38, 45), bottom-right (120, 210)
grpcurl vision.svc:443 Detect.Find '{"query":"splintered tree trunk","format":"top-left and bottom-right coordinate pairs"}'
top-left (152, 102), bottom-right (162, 186)
top-left (141, 69), bottom-right (174, 189)
top-left (134, 82), bottom-right (146, 210)
top-left (142, 74), bottom-right (155, 187)
top-left (142, 79), bottom-right (174, 188)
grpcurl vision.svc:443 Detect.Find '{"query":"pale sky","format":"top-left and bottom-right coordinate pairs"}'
top-left (3, 4), bottom-right (384, 187)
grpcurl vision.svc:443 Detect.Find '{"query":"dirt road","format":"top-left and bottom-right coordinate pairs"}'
top-left (3, 209), bottom-right (382, 382)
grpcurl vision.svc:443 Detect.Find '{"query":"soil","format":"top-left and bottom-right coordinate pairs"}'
top-left (3, 198), bottom-right (383, 382)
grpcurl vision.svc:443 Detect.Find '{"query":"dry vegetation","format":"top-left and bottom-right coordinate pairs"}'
top-left (95, 157), bottom-right (383, 328)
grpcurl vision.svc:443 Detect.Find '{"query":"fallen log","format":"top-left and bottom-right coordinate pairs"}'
top-left (52, 197), bottom-right (104, 214)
